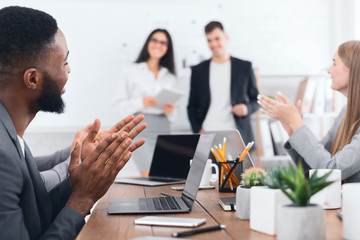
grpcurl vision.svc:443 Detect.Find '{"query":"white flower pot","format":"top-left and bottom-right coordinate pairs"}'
top-left (250, 186), bottom-right (291, 235)
top-left (343, 183), bottom-right (360, 239)
top-left (309, 169), bottom-right (341, 209)
top-left (277, 204), bottom-right (325, 240)
top-left (236, 185), bottom-right (251, 220)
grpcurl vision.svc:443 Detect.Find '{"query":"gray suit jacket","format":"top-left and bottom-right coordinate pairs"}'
top-left (285, 106), bottom-right (360, 182)
top-left (0, 102), bottom-right (84, 240)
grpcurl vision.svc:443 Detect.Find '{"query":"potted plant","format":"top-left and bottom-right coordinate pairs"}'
top-left (274, 163), bottom-right (333, 240)
top-left (236, 167), bottom-right (266, 220)
top-left (249, 167), bottom-right (291, 235)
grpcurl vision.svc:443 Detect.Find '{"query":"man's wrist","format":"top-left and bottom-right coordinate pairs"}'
top-left (66, 194), bottom-right (94, 217)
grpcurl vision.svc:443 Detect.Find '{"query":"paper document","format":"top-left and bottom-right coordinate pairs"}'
top-left (155, 88), bottom-right (184, 107)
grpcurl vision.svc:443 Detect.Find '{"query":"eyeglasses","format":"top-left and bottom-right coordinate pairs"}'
top-left (150, 38), bottom-right (168, 47)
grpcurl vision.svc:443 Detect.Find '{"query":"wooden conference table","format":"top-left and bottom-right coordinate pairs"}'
top-left (77, 183), bottom-right (343, 240)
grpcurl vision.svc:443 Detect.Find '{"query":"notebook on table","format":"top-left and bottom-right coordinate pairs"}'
top-left (115, 134), bottom-right (200, 186)
top-left (108, 134), bottom-right (215, 214)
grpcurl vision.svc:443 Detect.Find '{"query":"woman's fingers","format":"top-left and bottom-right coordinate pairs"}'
top-left (259, 95), bottom-right (277, 111)
top-left (258, 94), bottom-right (288, 120)
top-left (296, 100), bottom-right (303, 118)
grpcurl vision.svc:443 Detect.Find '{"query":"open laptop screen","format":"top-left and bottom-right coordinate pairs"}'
top-left (149, 134), bottom-right (200, 179)
top-left (182, 134), bottom-right (215, 207)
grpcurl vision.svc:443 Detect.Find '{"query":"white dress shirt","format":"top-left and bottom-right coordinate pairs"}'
top-left (112, 62), bottom-right (177, 121)
top-left (17, 135), bottom-right (25, 157)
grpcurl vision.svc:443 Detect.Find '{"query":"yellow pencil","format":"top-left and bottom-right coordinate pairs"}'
top-left (223, 137), bottom-right (227, 156)
top-left (212, 147), bottom-right (239, 185)
top-left (211, 148), bottom-right (225, 184)
top-left (217, 147), bottom-right (239, 186)
top-left (211, 148), bottom-right (222, 163)
top-left (238, 141), bottom-right (254, 163)
top-left (215, 146), bottom-right (225, 161)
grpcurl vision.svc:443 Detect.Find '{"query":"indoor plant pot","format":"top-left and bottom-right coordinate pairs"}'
top-left (250, 186), bottom-right (291, 235)
top-left (261, 164), bottom-right (332, 240)
top-left (236, 185), bottom-right (251, 219)
top-left (277, 204), bottom-right (324, 240)
top-left (236, 167), bottom-right (266, 220)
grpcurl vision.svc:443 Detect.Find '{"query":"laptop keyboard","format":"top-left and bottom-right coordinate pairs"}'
top-left (139, 196), bottom-right (181, 211)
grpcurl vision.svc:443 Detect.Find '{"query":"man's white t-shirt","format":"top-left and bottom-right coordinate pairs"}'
top-left (202, 60), bottom-right (237, 131)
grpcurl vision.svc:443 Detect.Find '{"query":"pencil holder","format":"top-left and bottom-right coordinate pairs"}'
top-left (217, 160), bottom-right (243, 192)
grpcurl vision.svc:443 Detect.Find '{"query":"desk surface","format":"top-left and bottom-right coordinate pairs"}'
top-left (76, 183), bottom-right (343, 240)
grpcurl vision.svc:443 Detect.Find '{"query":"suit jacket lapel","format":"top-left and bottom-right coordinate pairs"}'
top-left (230, 56), bottom-right (237, 105)
top-left (24, 142), bottom-right (53, 231)
top-left (0, 101), bottom-right (53, 231)
top-left (0, 102), bottom-right (24, 160)
top-left (203, 59), bottom-right (210, 86)
top-left (203, 59), bottom-right (211, 102)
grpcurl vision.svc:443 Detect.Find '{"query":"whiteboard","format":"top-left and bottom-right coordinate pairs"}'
top-left (0, 0), bottom-right (336, 130)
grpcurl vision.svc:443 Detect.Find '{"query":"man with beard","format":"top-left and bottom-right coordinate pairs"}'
top-left (0, 6), bottom-right (147, 239)
top-left (35, 71), bottom-right (72, 192)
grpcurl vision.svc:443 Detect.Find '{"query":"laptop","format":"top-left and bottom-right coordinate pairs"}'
top-left (206, 129), bottom-right (255, 174)
top-left (115, 134), bottom-right (200, 186)
top-left (108, 134), bottom-right (215, 214)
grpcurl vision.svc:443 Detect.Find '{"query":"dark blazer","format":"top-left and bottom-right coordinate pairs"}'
top-left (0, 102), bottom-right (84, 240)
top-left (187, 57), bottom-right (259, 145)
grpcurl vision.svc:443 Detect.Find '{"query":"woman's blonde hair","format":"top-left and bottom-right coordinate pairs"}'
top-left (331, 40), bottom-right (360, 154)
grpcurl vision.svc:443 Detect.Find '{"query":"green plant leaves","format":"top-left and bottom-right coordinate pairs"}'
top-left (309, 169), bottom-right (334, 196)
top-left (262, 163), bottom-right (334, 206)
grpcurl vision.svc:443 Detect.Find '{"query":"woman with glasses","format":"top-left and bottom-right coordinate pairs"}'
top-left (258, 41), bottom-right (360, 182)
top-left (113, 29), bottom-right (176, 176)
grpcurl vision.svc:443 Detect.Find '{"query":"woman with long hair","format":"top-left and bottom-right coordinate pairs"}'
top-left (258, 41), bottom-right (360, 182)
top-left (113, 29), bottom-right (177, 175)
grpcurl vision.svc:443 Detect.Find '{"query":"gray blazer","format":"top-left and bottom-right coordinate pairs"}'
top-left (285, 106), bottom-right (360, 182)
top-left (0, 102), bottom-right (84, 240)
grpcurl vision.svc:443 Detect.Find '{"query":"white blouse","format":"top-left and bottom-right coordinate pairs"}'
top-left (112, 62), bottom-right (177, 121)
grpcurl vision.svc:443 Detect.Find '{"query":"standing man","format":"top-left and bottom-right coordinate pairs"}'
top-left (187, 21), bottom-right (259, 146)
top-left (0, 6), bottom-right (146, 239)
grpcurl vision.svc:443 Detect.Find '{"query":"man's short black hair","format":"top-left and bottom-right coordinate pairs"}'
top-left (205, 21), bottom-right (224, 34)
top-left (0, 6), bottom-right (58, 78)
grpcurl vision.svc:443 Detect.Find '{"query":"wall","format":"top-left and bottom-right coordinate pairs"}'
top-left (0, 0), bottom-right (353, 134)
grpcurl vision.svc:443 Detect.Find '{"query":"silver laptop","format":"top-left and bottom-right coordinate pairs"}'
top-left (206, 129), bottom-right (255, 173)
top-left (108, 134), bottom-right (215, 214)
top-left (115, 134), bottom-right (200, 186)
